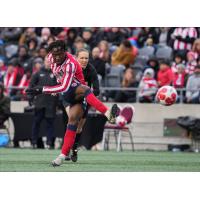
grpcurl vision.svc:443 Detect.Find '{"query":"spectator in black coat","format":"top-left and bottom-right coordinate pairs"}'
top-left (90, 47), bottom-right (106, 80)
top-left (28, 56), bottom-right (58, 149)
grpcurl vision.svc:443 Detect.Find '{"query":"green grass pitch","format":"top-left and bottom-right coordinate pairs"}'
top-left (1, 148), bottom-right (200, 172)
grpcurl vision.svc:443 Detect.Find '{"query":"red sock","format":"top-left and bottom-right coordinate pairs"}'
top-left (61, 125), bottom-right (77, 156)
top-left (85, 93), bottom-right (108, 114)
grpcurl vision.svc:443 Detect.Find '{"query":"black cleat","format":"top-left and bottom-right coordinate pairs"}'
top-left (65, 155), bottom-right (71, 161)
top-left (71, 149), bottom-right (78, 162)
top-left (107, 104), bottom-right (120, 124)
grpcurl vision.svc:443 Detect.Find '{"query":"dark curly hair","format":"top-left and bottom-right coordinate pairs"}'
top-left (47, 40), bottom-right (66, 53)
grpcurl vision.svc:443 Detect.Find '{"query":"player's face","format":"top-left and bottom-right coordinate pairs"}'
top-left (77, 51), bottom-right (89, 69)
top-left (52, 48), bottom-right (66, 65)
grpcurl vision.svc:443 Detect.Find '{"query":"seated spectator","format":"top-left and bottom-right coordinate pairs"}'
top-left (143, 56), bottom-right (159, 79)
top-left (171, 27), bottom-right (198, 56)
top-left (191, 38), bottom-right (200, 59)
top-left (137, 28), bottom-right (159, 48)
top-left (3, 61), bottom-right (22, 97)
top-left (171, 53), bottom-right (185, 73)
top-left (0, 83), bottom-right (10, 129)
top-left (185, 51), bottom-right (197, 75)
top-left (157, 60), bottom-right (173, 87)
top-left (27, 38), bottom-right (38, 57)
top-left (111, 40), bottom-right (135, 68)
top-left (172, 64), bottom-right (187, 89)
top-left (90, 47), bottom-right (106, 80)
top-left (32, 57), bottom-right (44, 74)
top-left (0, 59), bottom-right (7, 82)
top-left (185, 65), bottom-right (200, 104)
top-left (72, 36), bottom-right (87, 55)
top-left (106, 27), bottom-right (126, 46)
top-left (82, 28), bottom-right (96, 50)
top-left (37, 46), bottom-right (47, 60)
top-left (19, 28), bottom-right (38, 46)
top-left (158, 27), bottom-right (170, 46)
top-left (138, 68), bottom-right (158, 103)
top-left (114, 68), bottom-right (138, 102)
top-left (98, 40), bottom-right (110, 62)
top-left (16, 45), bottom-right (31, 70)
top-left (66, 28), bottom-right (78, 53)
top-left (39, 27), bottom-right (51, 46)
top-left (1, 28), bottom-right (22, 44)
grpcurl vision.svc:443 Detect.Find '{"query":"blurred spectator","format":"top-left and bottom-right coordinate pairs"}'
top-left (73, 36), bottom-right (87, 55)
top-left (27, 38), bottom-right (38, 57)
top-left (143, 56), bottom-right (159, 79)
top-left (157, 60), bottom-right (173, 87)
top-left (191, 38), bottom-right (200, 59)
top-left (28, 56), bottom-right (58, 149)
top-left (82, 28), bottom-right (96, 50)
top-left (12, 67), bottom-right (32, 101)
top-left (106, 27), bottom-right (126, 46)
top-left (138, 68), bottom-right (157, 103)
top-left (47, 35), bottom-right (56, 46)
top-left (137, 28), bottom-right (159, 48)
top-left (32, 57), bottom-right (44, 74)
top-left (171, 27), bottom-right (198, 56)
top-left (19, 28), bottom-right (38, 46)
top-left (3, 61), bottom-right (22, 97)
top-left (66, 28), bottom-right (78, 53)
top-left (172, 64), bottom-right (187, 88)
top-left (98, 40), bottom-right (110, 62)
top-left (0, 83), bottom-right (10, 129)
top-left (37, 46), bottom-right (47, 60)
top-left (90, 47), bottom-right (106, 80)
top-left (40, 27), bottom-right (51, 46)
top-left (185, 65), bottom-right (200, 104)
top-left (185, 51), bottom-right (197, 75)
top-left (158, 27), bottom-right (171, 46)
top-left (0, 59), bottom-right (7, 82)
top-left (114, 68), bottom-right (138, 102)
top-left (111, 40), bottom-right (135, 68)
top-left (1, 28), bottom-right (22, 44)
top-left (171, 53), bottom-right (185, 73)
top-left (16, 45), bottom-right (31, 70)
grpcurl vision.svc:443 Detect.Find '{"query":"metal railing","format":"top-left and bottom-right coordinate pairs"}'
top-left (3, 86), bottom-right (200, 104)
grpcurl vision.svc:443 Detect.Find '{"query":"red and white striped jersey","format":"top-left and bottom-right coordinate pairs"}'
top-left (173, 28), bottom-right (198, 51)
top-left (43, 52), bottom-right (86, 94)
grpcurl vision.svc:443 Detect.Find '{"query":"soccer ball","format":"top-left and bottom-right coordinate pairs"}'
top-left (116, 115), bottom-right (127, 127)
top-left (156, 86), bottom-right (177, 106)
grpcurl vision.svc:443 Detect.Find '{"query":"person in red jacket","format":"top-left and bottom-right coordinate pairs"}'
top-left (157, 60), bottom-right (173, 87)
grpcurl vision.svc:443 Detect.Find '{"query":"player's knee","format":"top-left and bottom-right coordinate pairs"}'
top-left (68, 115), bottom-right (80, 125)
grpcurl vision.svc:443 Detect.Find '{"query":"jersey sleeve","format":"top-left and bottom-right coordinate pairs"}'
top-left (43, 62), bottom-right (76, 94)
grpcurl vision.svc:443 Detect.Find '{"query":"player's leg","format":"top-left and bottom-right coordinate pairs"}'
top-left (75, 85), bottom-right (120, 123)
top-left (70, 117), bottom-right (86, 162)
top-left (52, 104), bottom-right (84, 166)
top-left (31, 108), bottom-right (44, 148)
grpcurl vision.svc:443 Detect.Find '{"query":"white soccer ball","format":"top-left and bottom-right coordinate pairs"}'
top-left (116, 115), bottom-right (127, 127)
top-left (156, 85), bottom-right (177, 106)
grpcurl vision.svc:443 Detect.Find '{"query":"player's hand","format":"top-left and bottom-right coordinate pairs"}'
top-left (26, 86), bottom-right (43, 96)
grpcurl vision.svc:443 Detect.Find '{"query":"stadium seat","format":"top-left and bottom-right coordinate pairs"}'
top-left (104, 65), bottom-right (125, 87)
top-left (134, 55), bottom-right (149, 67)
top-left (138, 46), bottom-right (155, 57)
top-left (102, 106), bottom-right (135, 152)
top-left (155, 45), bottom-right (173, 60)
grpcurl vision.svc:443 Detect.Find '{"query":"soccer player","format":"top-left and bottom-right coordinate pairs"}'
top-left (26, 40), bottom-right (119, 166)
top-left (65, 48), bottom-right (100, 162)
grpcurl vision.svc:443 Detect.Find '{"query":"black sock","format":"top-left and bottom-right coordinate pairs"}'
top-left (72, 133), bottom-right (82, 150)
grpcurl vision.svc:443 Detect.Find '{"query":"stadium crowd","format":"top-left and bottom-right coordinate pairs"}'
top-left (0, 27), bottom-right (200, 104)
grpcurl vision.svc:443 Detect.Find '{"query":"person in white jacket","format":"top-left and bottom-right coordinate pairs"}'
top-left (138, 68), bottom-right (158, 103)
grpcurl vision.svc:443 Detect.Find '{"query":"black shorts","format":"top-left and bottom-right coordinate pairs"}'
top-left (61, 82), bottom-right (88, 114)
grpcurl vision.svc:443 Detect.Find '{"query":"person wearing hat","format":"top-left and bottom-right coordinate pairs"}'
top-left (143, 56), bottom-right (159, 79)
top-left (186, 65), bottom-right (200, 104)
top-left (138, 68), bottom-right (158, 103)
top-left (157, 59), bottom-right (173, 87)
top-left (0, 83), bottom-right (10, 129)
